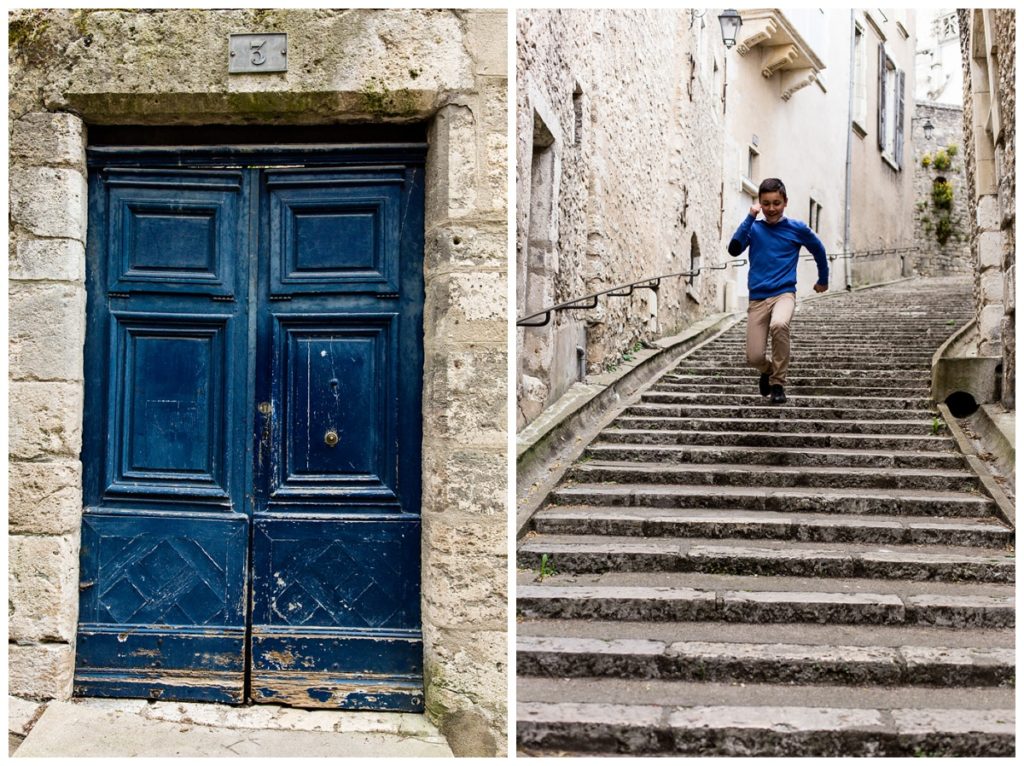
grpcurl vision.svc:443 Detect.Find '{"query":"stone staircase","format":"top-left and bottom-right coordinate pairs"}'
top-left (516, 277), bottom-right (1015, 757)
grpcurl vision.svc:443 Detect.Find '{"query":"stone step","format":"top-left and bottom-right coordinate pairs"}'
top-left (516, 634), bottom-right (1014, 687)
top-left (568, 461), bottom-right (981, 492)
top-left (516, 578), bottom-right (1015, 628)
top-left (653, 383), bottom-right (931, 397)
top-left (597, 428), bottom-right (956, 452)
top-left (517, 537), bottom-right (1014, 583)
top-left (549, 484), bottom-right (995, 517)
top-left (612, 416), bottom-right (945, 435)
top-left (674, 361), bottom-right (938, 371)
top-left (627, 402), bottom-right (937, 422)
top-left (517, 695), bottom-right (1015, 756)
top-left (662, 374), bottom-right (931, 386)
top-left (666, 367), bottom-right (932, 381)
top-left (532, 507), bottom-right (1012, 548)
top-left (630, 391), bottom-right (936, 409)
top-left (584, 442), bottom-right (968, 470)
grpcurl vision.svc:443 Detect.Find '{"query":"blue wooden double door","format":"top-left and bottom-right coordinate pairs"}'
top-left (75, 145), bottom-right (426, 710)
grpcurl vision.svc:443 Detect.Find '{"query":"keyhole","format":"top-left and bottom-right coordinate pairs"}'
top-left (324, 430), bottom-right (339, 447)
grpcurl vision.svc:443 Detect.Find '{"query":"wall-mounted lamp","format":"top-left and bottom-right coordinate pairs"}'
top-left (718, 9), bottom-right (743, 49)
top-left (922, 119), bottom-right (935, 141)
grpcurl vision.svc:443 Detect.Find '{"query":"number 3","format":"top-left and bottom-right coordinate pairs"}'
top-left (249, 39), bottom-right (266, 66)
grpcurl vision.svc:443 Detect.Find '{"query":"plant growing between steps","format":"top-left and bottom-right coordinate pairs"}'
top-left (538, 553), bottom-right (557, 580)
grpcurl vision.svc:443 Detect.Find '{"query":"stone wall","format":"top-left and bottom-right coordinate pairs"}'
top-left (910, 102), bottom-right (971, 275)
top-left (516, 9), bottom-right (726, 429)
top-left (8, 9), bottom-right (507, 756)
top-left (958, 9), bottom-right (1015, 409)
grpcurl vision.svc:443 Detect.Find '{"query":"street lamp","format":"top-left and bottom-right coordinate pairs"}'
top-left (718, 9), bottom-right (743, 49)
top-left (922, 119), bottom-right (935, 141)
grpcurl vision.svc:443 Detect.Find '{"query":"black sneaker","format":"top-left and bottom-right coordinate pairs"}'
top-left (770, 384), bottom-right (787, 404)
top-left (759, 373), bottom-right (771, 397)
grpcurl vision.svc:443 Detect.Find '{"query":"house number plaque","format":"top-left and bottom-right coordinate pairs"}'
top-left (229, 33), bottom-right (287, 73)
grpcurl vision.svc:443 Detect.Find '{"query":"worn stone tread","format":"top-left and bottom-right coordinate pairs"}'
top-left (516, 634), bottom-right (1014, 686)
top-left (531, 506), bottom-right (1012, 547)
top-left (517, 699), bottom-right (1015, 756)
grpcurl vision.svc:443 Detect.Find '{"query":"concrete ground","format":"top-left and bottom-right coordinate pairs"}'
top-left (11, 698), bottom-right (453, 757)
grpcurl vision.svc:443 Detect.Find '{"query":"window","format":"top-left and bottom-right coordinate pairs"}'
top-left (742, 144), bottom-right (760, 195)
top-left (877, 44), bottom-right (905, 169)
top-left (808, 198), bottom-right (822, 232)
top-left (937, 12), bottom-right (958, 42)
top-left (852, 25), bottom-right (867, 134)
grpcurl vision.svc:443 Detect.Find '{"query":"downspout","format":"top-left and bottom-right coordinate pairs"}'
top-left (843, 9), bottom-right (855, 289)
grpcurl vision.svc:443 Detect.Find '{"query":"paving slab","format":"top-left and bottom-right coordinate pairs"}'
top-left (13, 700), bottom-right (453, 757)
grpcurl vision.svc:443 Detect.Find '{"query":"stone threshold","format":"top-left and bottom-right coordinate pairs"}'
top-left (11, 698), bottom-right (452, 757)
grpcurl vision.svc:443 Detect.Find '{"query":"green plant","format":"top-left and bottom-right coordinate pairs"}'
top-left (538, 553), bottom-right (557, 580)
top-left (932, 148), bottom-right (952, 170)
top-left (946, 143), bottom-right (959, 157)
top-left (921, 153), bottom-right (932, 168)
top-left (931, 417), bottom-right (946, 435)
top-left (931, 180), bottom-right (954, 209)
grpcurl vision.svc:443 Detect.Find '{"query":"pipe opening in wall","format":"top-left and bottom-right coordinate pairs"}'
top-left (944, 390), bottom-right (979, 418)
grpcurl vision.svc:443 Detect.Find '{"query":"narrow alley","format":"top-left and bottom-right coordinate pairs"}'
top-left (516, 277), bottom-right (1014, 756)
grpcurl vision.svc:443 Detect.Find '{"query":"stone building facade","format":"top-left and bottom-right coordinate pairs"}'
top-left (846, 9), bottom-right (919, 286)
top-left (516, 9), bottom-right (727, 429)
top-left (957, 8), bottom-right (1015, 409)
top-left (9, 9), bottom-right (507, 755)
top-left (910, 101), bottom-right (971, 275)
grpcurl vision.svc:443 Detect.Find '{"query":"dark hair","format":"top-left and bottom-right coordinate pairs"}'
top-left (758, 178), bottom-right (787, 200)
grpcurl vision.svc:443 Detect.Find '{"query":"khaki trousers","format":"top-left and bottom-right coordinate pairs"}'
top-left (746, 292), bottom-right (795, 386)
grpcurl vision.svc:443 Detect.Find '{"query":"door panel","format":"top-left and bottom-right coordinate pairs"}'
top-left (75, 147), bottom-right (425, 711)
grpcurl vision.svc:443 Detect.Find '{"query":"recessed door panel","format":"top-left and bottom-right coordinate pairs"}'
top-left (75, 148), bottom-right (425, 711)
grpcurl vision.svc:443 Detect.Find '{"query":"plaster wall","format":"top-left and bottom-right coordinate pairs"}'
top-left (722, 9), bottom-right (851, 301)
top-left (516, 9), bottom-right (727, 430)
top-left (8, 8), bottom-right (507, 756)
top-left (848, 9), bottom-right (918, 287)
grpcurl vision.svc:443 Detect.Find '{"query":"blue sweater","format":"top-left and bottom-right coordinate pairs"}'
top-left (728, 215), bottom-right (829, 300)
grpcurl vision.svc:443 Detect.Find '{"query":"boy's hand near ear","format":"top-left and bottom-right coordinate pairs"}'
top-left (813, 283), bottom-right (828, 293)
top-left (749, 203), bottom-right (761, 217)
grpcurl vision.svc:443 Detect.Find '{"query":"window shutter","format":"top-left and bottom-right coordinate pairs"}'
top-left (895, 69), bottom-right (906, 169)
top-left (877, 43), bottom-right (887, 151)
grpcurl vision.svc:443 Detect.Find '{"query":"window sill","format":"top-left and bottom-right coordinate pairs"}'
top-left (741, 176), bottom-right (758, 196)
top-left (852, 120), bottom-right (867, 139)
top-left (881, 152), bottom-right (901, 172)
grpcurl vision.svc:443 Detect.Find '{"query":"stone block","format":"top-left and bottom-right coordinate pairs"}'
top-left (9, 167), bottom-right (87, 241)
top-left (9, 534), bottom-right (80, 642)
top-left (1003, 264), bottom-right (1014, 313)
top-left (978, 303), bottom-right (1004, 346)
top-left (9, 461), bottom-right (82, 535)
top-left (9, 283), bottom-right (86, 381)
top-left (980, 270), bottom-right (1004, 303)
top-left (8, 696), bottom-right (45, 737)
top-left (486, 129), bottom-right (508, 214)
top-left (423, 623), bottom-right (507, 755)
top-left (427, 105), bottom-right (478, 222)
top-left (422, 345), bottom-right (506, 443)
top-left (10, 237), bottom-right (85, 282)
top-left (421, 446), bottom-right (506, 521)
top-left (7, 644), bottom-right (75, 701)
top-left (977, 231), bottom-right (1004, 269)
top-left (421, 546), bottom-right (507, 628)
top-left (422, 503), bottom-right (506, 558)
top-left (976, 194), bottom-right (1000, 230)
top-left (9, 382), bottom-right (84, 460)
top-left (10, 112), bottom-right (86, 170)
top-left (426, 271), bottom-right (507, 344)
top-left (464, 11), bottom-right (508, 77)
top-left (425, 222), bottom-right (507, 276)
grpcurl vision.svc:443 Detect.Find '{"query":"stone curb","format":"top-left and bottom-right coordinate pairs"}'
top-left (516, 311), bottom-right (743, 537)
top-left (936, 403), bottom-right (1015, 528)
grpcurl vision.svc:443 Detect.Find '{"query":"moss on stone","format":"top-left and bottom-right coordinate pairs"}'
top-left (9, 12), bottom-right (55, 67)
top-left (359, 77), bottom-right (417, 117)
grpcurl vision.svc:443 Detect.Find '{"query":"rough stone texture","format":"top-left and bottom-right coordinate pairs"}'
top-left (958, 9), bottom-right (1015, 409)
top-left (516, 10), bottom-right (727, 429)
top-left (8, 461), bottom-right (83, 535)
top-left (8, 283), bottom-right (86, 381)
top-left (910, 102), bottom-right (971, 275)
top-left (8, 644), bottom-right (76, 701)
top-left (8, 534), bottom-right (81, 643)
top-left (9, 8), bottom-right (507, 755)
top-left (8, 696), bottom-right (45, 738)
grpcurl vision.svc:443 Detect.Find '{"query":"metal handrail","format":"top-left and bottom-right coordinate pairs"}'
top-left (517, 244), bottom-right (921, 328)
top-left (517, 258), bottom-right (748, 328)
